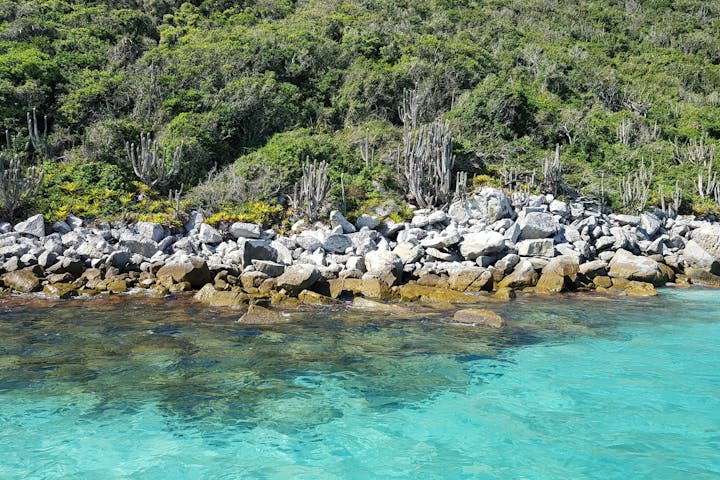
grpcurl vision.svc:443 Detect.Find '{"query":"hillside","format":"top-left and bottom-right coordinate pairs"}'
top-left (1, 0), bottom-right (719, 224)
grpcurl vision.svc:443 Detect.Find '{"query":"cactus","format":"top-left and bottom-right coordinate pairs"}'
top-left (125, 132), bottom-right (182, 190)
top-left (289, 158), bottom-right (331, 221)
top-left (26, 108), bottom-right (49, 159)
top-left (619, 160), bottom-right (653, 212)
top-left (402, 119), bottom-right (455, 208)
top-left (0, 153), bottom-right (44, 218)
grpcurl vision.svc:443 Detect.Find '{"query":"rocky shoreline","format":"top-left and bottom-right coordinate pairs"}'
top-left (2, 187), bottom-right (720, 325)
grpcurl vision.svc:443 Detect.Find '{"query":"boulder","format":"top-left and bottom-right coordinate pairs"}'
top-left (690, 225), bottom-right (720, 260)
top-left (613, 214), bottom-right (640, 226)
top-left (355, 214), bottom-right (381, 230)
top-left (365, 250), bottom-right (403, 286)
top-left (119, 234), bottom-right (159, 258)
top-left (136, 222), bottom-right (165, 242)
top-left (393, 242), bottom-right (424, 265)
top-left (43, 283), bottom-right (78, 299)
top-left (52, 221), bottom-right (72, 234)
top-left (682, 240), bottom-right (720, 275)
top-left (452, 309), bottom-right (505, 328)
top-left (251, 260), bottom-right (285, 277)
top-left (398, 284), bottom-right (481, 303)
top-left (275, 264), bottom-right (321, 296)
top-left (238, 304), bottom-right (287, 324)
top-left (329, 210), bottom-right (356, 233)
top-left (156, 258), bottom-right (213, 288)
top-left (459, 231), bottom-right (506, 260)
top-left (608, 249), bottom-right (667, 285)
top-left (518, 212), bottom-right (556, 240)
top-left (639, 213), bottom-right (662, 239)
top-left (542, 255), bottom-right (579, 279)
top-left (549, 199), bottom-right (570, 217)
top-left (498, 259), bottom-right (538, 289)
top-left (14, 214), bottom-right (45, 238)
top-left (534, 272), bottom-right (565, 294)
top-left (579, 260), bottom-right (608, 278)
top-left (198, 223), bottom-right (222, 244)
top-left (2, 269), bottom-right (41, 293)
top-left (242, 239), bottom-right (277, 265)
top-left (298, 289), bottom-right (339, 305)
top-left (230, 222), bottom-right (261, 239)
top-left (194, 284), bottom-right (248, 307)
top-left (448, 187), bottom-right (513, 224)
top-left (516, 238), bottom-right (554, 257)
top-left (448, 267), bottom-right (493, 292)
top-left (323, 234), bottom-right (353, 254)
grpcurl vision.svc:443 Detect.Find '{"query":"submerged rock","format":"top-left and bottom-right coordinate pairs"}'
top-left (452, 309), bottom-right (505, 328)
top-left (237, 304), bottom-right (287, 324)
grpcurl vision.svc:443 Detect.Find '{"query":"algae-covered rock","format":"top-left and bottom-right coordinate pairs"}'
top-left (43, 283), bottom-right (78, 299)
top-left (298, 289), bottom-right (339, 305)
top-left (237, 304), bottom-right (288, 324)
top-left (494, 286), bottom-right (516, 301)
top-left (2, 269), bottom-right (41, 293)
top-left (534, 272), bottom-right (565, 294)
top-left (106, 279), bottom-right (128, 293)
top-left (398, 284), bottom-right (481, 303)
top-left (194, 284), bottom-right (248, 307)
top-left (448, 267), bottom-right (493, 292)
top-left (452, 309), bottom-right (505, 328)
top-left (611, 278), bottom-right (657, 297)
top-left (498, 259), bottom-right (538, 290)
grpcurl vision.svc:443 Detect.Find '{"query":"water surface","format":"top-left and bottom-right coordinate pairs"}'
top-left (0, 290), bottom-right (718, 479)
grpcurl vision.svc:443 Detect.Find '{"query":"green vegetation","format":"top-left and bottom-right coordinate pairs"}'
top-left (0, 0), bottom-right (719, 223)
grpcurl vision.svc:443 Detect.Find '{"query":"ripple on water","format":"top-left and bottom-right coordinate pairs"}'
top-left (0, 289), bottom-right (718, 479)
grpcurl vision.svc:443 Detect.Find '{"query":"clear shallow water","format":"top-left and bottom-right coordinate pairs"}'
top-left (0, 290), bottom-right (719, 479)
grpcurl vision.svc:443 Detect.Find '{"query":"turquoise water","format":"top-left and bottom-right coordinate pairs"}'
top-left (0, 290), bottom-right (719, 479)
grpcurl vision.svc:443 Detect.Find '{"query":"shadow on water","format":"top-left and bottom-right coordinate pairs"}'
top-left (0, 290), bottom-right (716, 435)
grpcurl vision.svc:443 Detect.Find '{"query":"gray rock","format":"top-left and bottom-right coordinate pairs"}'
top-left (393, 242), bottom-right (424, 264)
top-left (639, 213), bottom-right (662, 239)
top-left (608, 249), bottom-right (666, 284)
top-left (595, 236), bottom-right (615, 252)
top-left (230, 222), bottom-right (261, 239)
top-left (459, 231), bottom-right (506, 260)
top-left (549, 199), bottom-right (570, 217)
top-left (426, 248), bottom-right (461, 262)
top-left (251, 260), bottom-right (286, 277)
top-left (323, 234), bottom-right (353, 254)
top-left (119, 234), bottom-right (159, 258)
top-left (448, 187), bottom-right (513, 224)
top-left (14, 214), bottom-right (45, 238)
top-left (37, 251), bottom-right (58, 269)
top-left (330, 210), bottom-right (356, 234)
top-left (365, 250), bottom-right (403, 286)
top-left (198, 224), bottom-right (222, 244)
top-left (346, 256), bottom-right (366, 273)
top-left (579, 260), bottom-right (608, 278)
top-left (613, 214), bottom-right (640, 226)
top-left (136, 222), bottom-right (165, 242)
top-left (157, 257), bottom-right (213, 288)
top-left (355, 214), bottom-right (381, 230)
top-left (276, 264), bottom-right (321, 296)
top-left (66, 215), bottom-right (83, 229)
top-left (0, 222), bottom-right (11, 234)
top-left (52, 221), bottom-right (72, 234)
top-left (517, 238), bottom-right (555, 257)
top-left (242, 239), bottom-right (277, 265)
top-left (411, 215), bottom-right (429, 228)
top-left (428, 210), bottom-right (449, 225)
top-left (690, 225), bottom-right (720, 260)
top-left (518, 212), bottom-right (556, 240)
top-left (296, 233), bottom-right (323, 252)
top-left (185, 211), bottom-right (204, 232)
top-left (271, 240), bottom-right (294, 265)
top-left (682, 240), bottom-right (720, 275)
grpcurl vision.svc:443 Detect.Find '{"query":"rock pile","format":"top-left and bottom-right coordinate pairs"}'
top-left (1, 187), bottom-right (719, 303)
